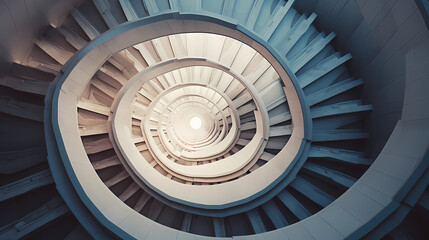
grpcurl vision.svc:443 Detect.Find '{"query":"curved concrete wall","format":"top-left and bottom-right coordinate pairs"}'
top-left (0, 0), bottom-right (84, 64)
top-left (294, 0), bottom-right (429, 158)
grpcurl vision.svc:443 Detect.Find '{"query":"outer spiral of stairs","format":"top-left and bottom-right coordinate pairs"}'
top-left (0, 0), bottom-right (428, 239)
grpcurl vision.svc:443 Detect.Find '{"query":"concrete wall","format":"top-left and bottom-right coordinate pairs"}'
top-left (294, 0), bottom-right (429, 158)
top-left (0, 0), bottom-right (84, 65)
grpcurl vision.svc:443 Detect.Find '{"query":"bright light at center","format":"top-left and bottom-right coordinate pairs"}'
top-left (189, 117), bottom-right (202, 130)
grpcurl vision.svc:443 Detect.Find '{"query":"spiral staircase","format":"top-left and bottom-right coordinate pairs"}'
top-left (0, 0), bottom-right (428, 239)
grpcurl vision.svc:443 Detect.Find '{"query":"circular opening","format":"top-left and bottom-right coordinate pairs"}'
top-left (189, 116), bottom-right (202, 130)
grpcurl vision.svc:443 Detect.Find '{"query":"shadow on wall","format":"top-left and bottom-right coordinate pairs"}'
top-left (294, 0), bottom-right (429, 158)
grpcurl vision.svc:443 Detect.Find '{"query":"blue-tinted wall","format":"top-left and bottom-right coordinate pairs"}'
top-left (294, 0), bottom-right (429, 158)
